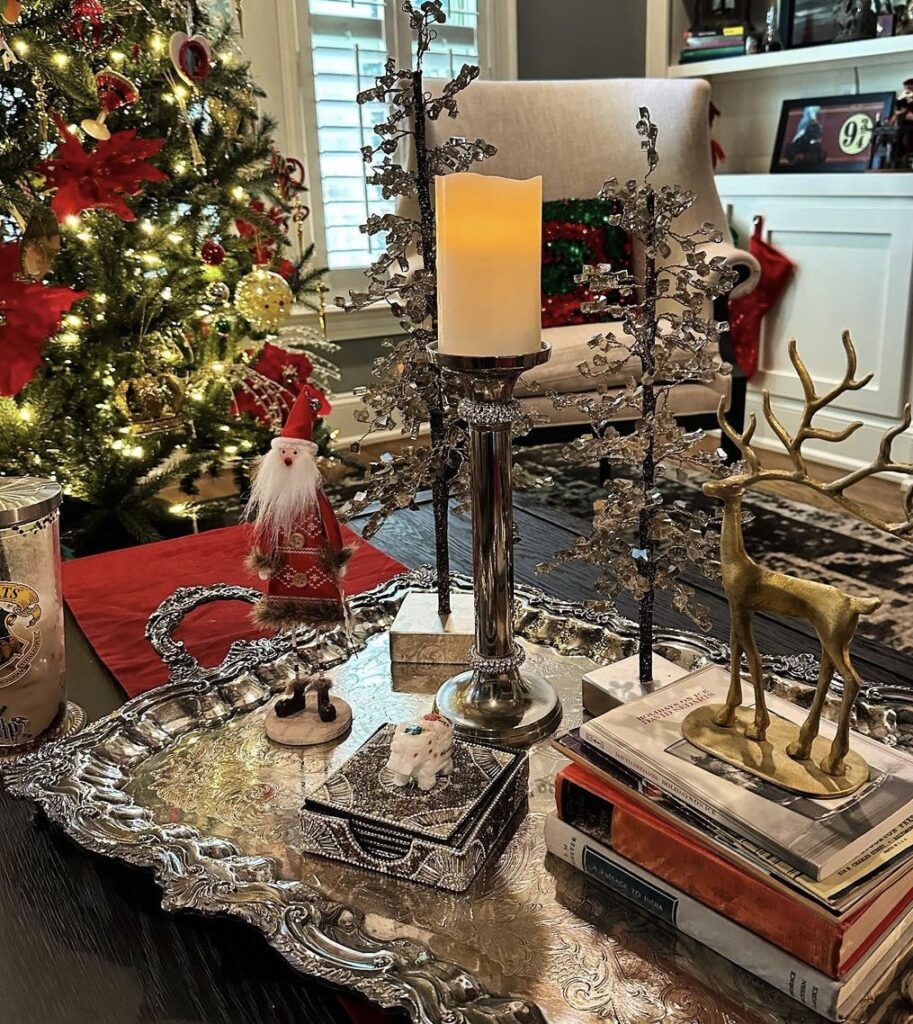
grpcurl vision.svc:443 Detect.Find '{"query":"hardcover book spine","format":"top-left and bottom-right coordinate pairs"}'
top-left (556, 767), bottom-right (843, 977)
top-left (544, 815), bottom-right (844, 1021)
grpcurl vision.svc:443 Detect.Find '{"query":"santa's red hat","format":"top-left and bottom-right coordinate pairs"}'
top-left (271, 385), bottom-right (322, 450)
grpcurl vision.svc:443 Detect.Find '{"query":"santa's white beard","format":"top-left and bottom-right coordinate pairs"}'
top-left (247, 447), bottom-right (321, 547)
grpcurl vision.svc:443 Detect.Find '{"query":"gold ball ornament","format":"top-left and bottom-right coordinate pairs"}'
top-left (234, 268), bottom-right (293, 333)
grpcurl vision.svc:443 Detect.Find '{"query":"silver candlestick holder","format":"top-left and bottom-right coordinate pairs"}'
top-left (427, 341), bottom-right (562, 746)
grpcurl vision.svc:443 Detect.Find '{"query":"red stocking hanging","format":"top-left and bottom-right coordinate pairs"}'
top-left (728, 215), bottom-right (795, 379)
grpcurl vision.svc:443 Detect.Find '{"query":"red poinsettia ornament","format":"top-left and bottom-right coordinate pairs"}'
top-left (233, 342), bottom-right (330, 427)
top-left (0, 243), bottom-right (87, 396)
top-left (40, 118), bottom-right (167, 221)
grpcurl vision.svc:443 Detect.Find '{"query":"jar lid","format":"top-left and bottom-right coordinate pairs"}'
top-left (0, 477), bottom-right (62, 527)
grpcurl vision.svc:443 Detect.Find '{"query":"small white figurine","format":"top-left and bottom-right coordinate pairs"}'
top-left (386, 714), bottom-right (454, 792)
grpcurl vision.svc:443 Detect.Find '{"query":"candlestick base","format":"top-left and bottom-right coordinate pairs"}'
top-left (436, 649), bottom-right (562, 747)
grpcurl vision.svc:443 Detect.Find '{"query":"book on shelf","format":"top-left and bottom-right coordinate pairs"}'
top-left (684, 32), bottom-right (746, 48)
top-left (579, 664), bottom-right (913, 881)
top-left (545, 814), bottom-right (913, 1022)
top-left (686, 24), bottom-right (750, 38)
top-left (556, 761), bottom-right (913, 979)
top-left (679, 46), bottom-right (746, 63)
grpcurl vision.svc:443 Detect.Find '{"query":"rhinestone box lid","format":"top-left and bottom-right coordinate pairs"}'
top-left (304, 723), bottom-right (519, 844)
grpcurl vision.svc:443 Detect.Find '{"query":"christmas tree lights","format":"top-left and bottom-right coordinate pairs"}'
top-left (0, 0), bottom-right (334, 551)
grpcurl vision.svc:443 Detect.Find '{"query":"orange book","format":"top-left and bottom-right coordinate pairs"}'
top-left (556, 761), bottom-right (913, 979)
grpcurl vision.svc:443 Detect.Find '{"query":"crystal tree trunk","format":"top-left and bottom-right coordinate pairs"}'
top-left (637, 186), bottom-right (659, 684)
top-left (338, 0), bottom-right (495, 617)
top-left (543, 109), bottom-right (739, 687)
top-left (411, 61), bottom-right (451, 616)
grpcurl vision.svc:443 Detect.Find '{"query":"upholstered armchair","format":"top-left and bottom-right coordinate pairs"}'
top-left (420, 78), bottom-right (761, 450)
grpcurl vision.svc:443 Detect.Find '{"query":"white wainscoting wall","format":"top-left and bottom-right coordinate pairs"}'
top-left (717, 173), bottom-right (913, 472)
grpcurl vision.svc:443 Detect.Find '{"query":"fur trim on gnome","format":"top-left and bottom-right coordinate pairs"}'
top-left (246, 548), bottom-right (284, 578)
top-left (319, 542), bottom-right (357, 576)
top-left (252, 596), bottom-right (344, 631)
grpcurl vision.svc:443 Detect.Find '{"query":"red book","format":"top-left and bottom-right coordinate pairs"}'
top-left (556, 762), bottom-right (913, 979)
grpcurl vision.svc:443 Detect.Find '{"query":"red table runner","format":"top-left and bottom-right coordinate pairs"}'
top-left (63, 524), bottom-right (406, 698)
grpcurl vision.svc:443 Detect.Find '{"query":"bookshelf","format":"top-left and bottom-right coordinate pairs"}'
top-left (645, 1), bottom-right (913, 473)
top-left (666, 33), bottom-right (913, 80)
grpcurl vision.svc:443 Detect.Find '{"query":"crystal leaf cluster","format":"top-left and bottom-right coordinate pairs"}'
top-left (542, 109), bottom-right (739, 685)
top-left (337, 0), bottom-right (495, 614)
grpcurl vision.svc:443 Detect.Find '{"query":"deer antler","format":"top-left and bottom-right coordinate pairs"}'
top-left (760, 332), bottom-right (872, 477)
top-left (820, 404), bottom-right (913, 534)
top-left (717, 331), bottom-right (913, 535)
top-left (716, 396), bottom-right (760, 474)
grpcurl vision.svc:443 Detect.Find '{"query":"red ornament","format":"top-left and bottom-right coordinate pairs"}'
top-left (169, 31), bottom-right (212, 86)
top-left (40, 118), bottom-right (167, 221)
top-left (69, 0), bottom-right (106, 46)
top-left (232, 342), bottom-right (330, 426)
top-left (200, 238), bottom-right (226, 266)
top-left (276, 258), bottom-right (296, 281)
top-left (81, 70), bottom-right (137, 141)
top-left (0, 243), bottom-right (88, 396)
top-left (235, 199), bottom-right (289, 265)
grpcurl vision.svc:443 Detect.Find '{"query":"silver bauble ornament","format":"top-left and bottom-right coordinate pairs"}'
top-left (234, 268), bottom-right (293, 333)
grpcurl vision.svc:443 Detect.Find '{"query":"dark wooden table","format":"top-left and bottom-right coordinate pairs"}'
top-left (2, 495), bottom-right (911, 1024)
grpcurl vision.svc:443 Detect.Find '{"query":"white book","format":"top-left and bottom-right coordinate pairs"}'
top-left (580, 664), bottom-right (913, 880)
top-left (545, 814), bottom-right (912, 1021)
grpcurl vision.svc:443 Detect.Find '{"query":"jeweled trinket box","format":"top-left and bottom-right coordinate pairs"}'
top-left (300, 723), bottom-right (528, 891)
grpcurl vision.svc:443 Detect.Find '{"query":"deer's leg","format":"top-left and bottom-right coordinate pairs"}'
top-left (740, 613), bottom-right (770, 742)
top-left (821, 645), bottom-right (862, 777)
top-left (713, 619), bottom-right (744, 728)
top-left (787, 652), bottom-right (833, 761)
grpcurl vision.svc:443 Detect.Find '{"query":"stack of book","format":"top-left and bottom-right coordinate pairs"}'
top-left (679, 26), bottom-right (749, 64)
top-left (548, 664), bottom-right (913, 1021)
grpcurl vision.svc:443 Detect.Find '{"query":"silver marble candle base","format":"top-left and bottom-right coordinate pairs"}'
top-left (389, 592), bottom-right (475, 665)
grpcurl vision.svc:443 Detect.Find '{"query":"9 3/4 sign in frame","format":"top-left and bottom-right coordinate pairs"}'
top-left (771, 92), bottom-right (895, 174)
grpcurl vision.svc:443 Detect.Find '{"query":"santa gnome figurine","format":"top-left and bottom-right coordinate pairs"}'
top-left (246, 385), bottom-right (355, 732)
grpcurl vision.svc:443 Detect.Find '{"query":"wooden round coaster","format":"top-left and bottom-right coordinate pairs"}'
top-left (265, 697), bottom-right (352, 747)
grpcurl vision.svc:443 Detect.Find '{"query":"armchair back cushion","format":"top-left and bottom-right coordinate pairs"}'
top-left (422, 78), bottom-right (733, 251)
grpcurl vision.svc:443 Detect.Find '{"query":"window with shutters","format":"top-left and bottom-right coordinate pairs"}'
top-left (298, 0), bottom-right (515, 290)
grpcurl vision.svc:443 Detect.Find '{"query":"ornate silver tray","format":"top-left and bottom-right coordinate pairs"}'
top-left (4, 569), bottom-right (913, 1024)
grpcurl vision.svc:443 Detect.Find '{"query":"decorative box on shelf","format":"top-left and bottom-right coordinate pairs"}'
top-left (300, 723), bottom-right (528, 892)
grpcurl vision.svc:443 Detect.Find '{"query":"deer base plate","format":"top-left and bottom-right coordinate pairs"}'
top-left (682, 704), bottom-right (869, 799)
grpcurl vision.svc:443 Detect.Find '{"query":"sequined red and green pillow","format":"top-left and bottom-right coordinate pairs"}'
top-left (542, 198), bottom-right (634, 329)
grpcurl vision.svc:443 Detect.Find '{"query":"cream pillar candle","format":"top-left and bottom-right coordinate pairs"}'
top-left (435, 173), bottom-right (542, 357)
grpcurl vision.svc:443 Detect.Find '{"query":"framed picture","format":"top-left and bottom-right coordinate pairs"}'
top-left (770, 93), bottom-right (895, 173)
top-left (782, 0), bottom-right (838, 47)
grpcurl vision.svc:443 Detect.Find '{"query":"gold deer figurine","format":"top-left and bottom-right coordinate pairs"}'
top-left (703, 331), bottom-right (913, 779)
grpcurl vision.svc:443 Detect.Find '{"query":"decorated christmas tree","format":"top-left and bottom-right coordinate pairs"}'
top-left (0, 0), bottom-right (335, 551)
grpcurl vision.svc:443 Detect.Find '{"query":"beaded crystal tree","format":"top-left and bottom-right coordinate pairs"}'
top-left (543, 109), bottom-right (739, 687)
top-left (337, 0), bottom-right (495, 617)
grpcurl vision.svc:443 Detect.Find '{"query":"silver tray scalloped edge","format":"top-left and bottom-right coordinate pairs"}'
top-left (3, 568), bottom-right (912, 1024)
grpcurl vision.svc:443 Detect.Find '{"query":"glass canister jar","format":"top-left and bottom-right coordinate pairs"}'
top-left (0, 478), bottom-right (66, 749)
